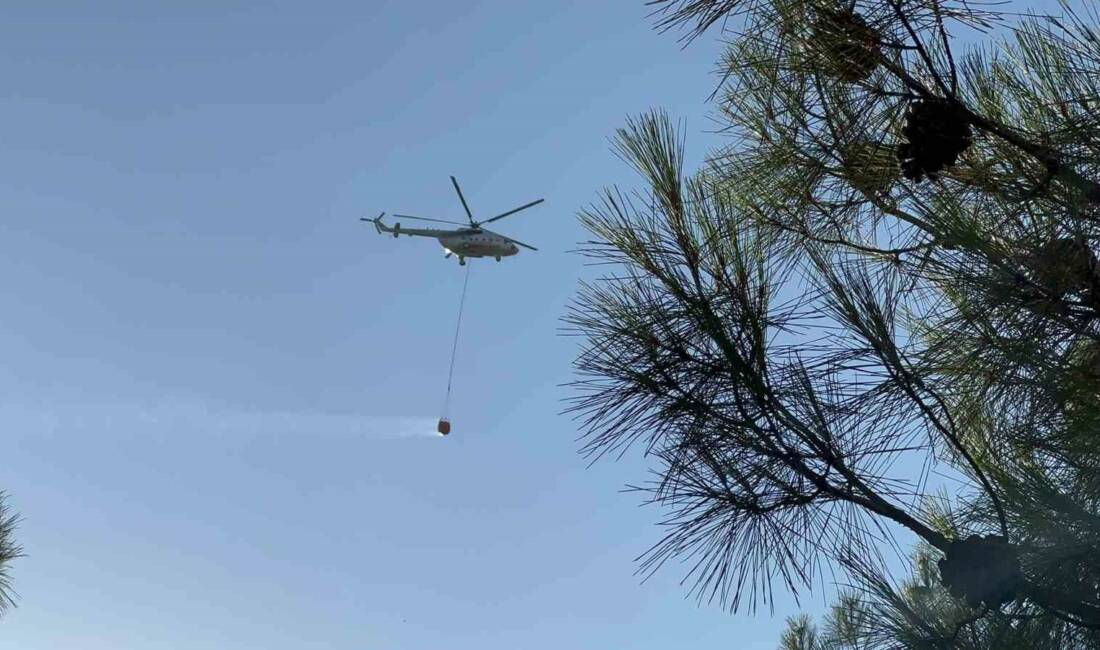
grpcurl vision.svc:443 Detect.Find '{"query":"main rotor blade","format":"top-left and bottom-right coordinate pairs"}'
top-left (392, 214), bottom-right (467, 226)
top-left (502, 235), bottom-right (538, 251)
top-left (479, 198), bottom-right (545, 226)
top-left (450, 176), bottom-right (476, 225)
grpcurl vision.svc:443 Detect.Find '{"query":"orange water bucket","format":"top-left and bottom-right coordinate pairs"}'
top-left (437, 419), bottom-right (451, 435)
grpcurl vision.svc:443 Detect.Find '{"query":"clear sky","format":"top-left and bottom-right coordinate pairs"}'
top-left (0, 2), bottom-right (832, 647)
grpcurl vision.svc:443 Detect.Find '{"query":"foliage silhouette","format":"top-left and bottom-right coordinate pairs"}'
top-left (566, 0), bottom-right (1100, 638)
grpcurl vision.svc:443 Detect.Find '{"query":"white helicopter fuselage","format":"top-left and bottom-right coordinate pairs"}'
top-left (439, 229), bottom-right (519, 259)
top-left (373, 217), bottom-right (519, 262)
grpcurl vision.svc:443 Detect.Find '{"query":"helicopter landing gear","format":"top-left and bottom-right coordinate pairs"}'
top-left (459, 257), bottom-right (466, 266)
top-left (495, 256), bottom-right (501, 262)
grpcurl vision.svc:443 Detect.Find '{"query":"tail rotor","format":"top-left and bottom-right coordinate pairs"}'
top-left (360, 212), bottom-right (386, 234)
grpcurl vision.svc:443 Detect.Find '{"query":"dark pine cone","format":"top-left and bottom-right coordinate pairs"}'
top-left (810, 9), bottom-right (880, 82)
top-left (897, 98), bottom-right (972, 182)
top-left (1027, 236), bottom-right (1100, 299)
top-left (938, 534), bottom-right (1023, 608)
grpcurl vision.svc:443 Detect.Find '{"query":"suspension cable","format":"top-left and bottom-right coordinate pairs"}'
top-left (441, 263), bottom-right (471, 419)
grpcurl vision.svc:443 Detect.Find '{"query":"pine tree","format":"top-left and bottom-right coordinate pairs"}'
top-left (779, 545), bottom-right (1100, 648)
top-left (565, 0), bottom-right (1100, 634)
top-left (0, 493), bottom-right (22, 615)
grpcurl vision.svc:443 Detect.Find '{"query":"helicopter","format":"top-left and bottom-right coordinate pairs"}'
top-left (363, 176), bottom-right (543, 265)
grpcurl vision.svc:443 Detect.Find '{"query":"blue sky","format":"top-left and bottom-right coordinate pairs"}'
top-left (0, 2), bottom-right (844, 647)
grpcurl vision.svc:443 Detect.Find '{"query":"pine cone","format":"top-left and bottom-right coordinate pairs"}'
top-left (1026, 236), bottom-right (1099, 299)
top-left (938, 535), bottom-right (1023, 608)
top-left (809, 9), bottom-right (880, 82)
top-left (897, 98), bottom-right (972, 182)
